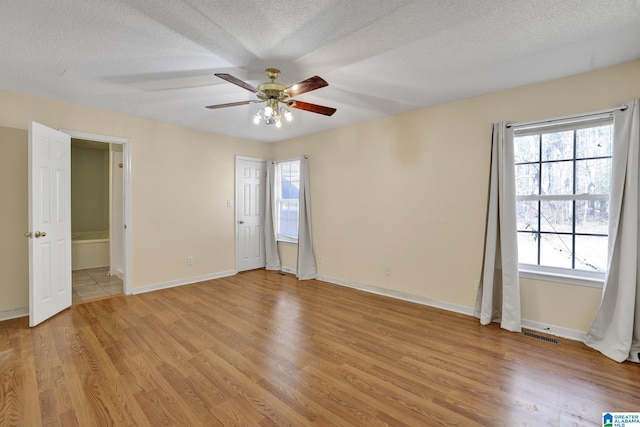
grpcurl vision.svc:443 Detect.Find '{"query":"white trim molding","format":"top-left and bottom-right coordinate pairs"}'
top-left (317, 275), bottom-right (475, 317)
top-left (0, 307), bottom-right (29, 321)
top-left (519, 266), bottom-right (604, 288)
top-left (131, 270), bottom-right (236, 295)
top-left (281, 266), bottom-right (297, 275)
top-left (317, 275), bottom-right (587, 342)
top-left (60, 129), bottom-right (133, 296)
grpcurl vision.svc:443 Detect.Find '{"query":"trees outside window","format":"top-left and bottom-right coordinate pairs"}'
top-left (275, 160), bottom-right (300, 241)
top-left (514, 119), bottom-right (612, 277)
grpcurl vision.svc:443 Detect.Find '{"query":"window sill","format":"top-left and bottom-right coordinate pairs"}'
top-left (519, 266), bottom-right (604, 288)
top-left (276, 237), bottom-right (298, 245)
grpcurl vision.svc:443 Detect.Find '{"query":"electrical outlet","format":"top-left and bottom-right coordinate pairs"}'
top-left (385, 266), bottom-right (391, 276)
top-left (187, 256), bottom-right (193, 266)
top-left (318, 255), bottom-right (324, 264)
top-left (475, 279), bottom-right (480, 290)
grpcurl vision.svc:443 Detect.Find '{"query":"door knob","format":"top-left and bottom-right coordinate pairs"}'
top-left (34, 231), bottom-right (46, 238)
top-left (238, 220), bottom-right (244, 224)
top-left (24, 231), bottom-right (32, 238)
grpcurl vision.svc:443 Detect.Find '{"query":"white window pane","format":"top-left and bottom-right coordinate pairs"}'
top-left (517, 232), bottom-right (538, 264)
top-left (517, 200), bottom-right (538, 231)
top-left (575, 200), bottom-right (609, 235)
top-left (576, 125), bottom-right (612, 158)
top-left (281, 175), bottom-right (299, 199)
top-left (541, 161), bottom-right (573, 195)
top-left (279, 200), bottom-right (298, 238)
top-left (540, 200), bottom-right (572, 233)
top-left (539, 234), bottom-right (572, 269)
top-left (275, 159), bottom-right (300, 240)
top-left (514, 120), bottom-right (611, 278)
top-left (542, 131), bottom-right (573, 161)
top-left (515, 164), bottom-right (540, 195)
top-left (280, 161), bottom-right (299, 199)
top-left (576, 158), bottom-right (611, 194)
top-left (540, 234), bottom-right (573, 268)
top-left (280, 160), bottom-right (299, 182)
top-left (575, 235), bottom-right (608, 272)
top-left (514, 135), bottom-right (539, 163)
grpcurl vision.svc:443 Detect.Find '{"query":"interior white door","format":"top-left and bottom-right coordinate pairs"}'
top-left (236, 158), bottom-right (266, 272)
top-left (28, 121), bottom-right (72, 327)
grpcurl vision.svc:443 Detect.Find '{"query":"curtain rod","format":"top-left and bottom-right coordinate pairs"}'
top-left (506, 105), bottom-right (628, 129)
top-left (274, 155), bottom-right (308, 163)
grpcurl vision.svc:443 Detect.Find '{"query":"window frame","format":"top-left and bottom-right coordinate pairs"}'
top-left (513, 116), bottom-right (613, 287)
top-left (274, 159), bottom-right (300, 244)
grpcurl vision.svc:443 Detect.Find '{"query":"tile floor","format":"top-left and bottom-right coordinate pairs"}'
top-left (72, 267), bottom-right (122, 303)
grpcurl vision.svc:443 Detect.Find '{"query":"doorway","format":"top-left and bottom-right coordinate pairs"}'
top-left (235, 156), bottom-right (267, 272)
top-left (70, 139), bottom-right (123, 302)
top-left (62, 129), bottom-right (132, 300)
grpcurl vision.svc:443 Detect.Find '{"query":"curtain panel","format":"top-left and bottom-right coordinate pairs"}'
top-left (264, 161), bottom-right (281, 271)
top-left (474, 122), bottom-right (522, 332)
top-left (584, 99), bottom-right (640, 363)
top-left (297, 155), bottom-right (317, 280)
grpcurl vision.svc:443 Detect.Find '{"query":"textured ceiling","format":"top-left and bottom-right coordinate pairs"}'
top-left (1, 0), bottom-right (639, 142)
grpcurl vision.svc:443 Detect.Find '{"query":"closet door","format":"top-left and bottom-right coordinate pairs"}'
top-left (27, 121), bottom-right (72, 326)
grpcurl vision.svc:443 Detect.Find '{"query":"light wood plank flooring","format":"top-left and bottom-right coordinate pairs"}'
top-left (1, 269), bottom-right (638, 426)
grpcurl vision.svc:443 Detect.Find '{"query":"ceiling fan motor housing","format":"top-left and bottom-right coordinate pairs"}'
top-left (258, 82), bottom-right (288, 101)
top-left (258, 69), bottom-right (289, 102)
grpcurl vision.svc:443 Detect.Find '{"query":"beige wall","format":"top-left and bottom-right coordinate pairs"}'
top-left (2, 60), bottom-right (639, 332)
top-left (272, 59), bottom-right (640, 333)
top-left (71, 144), bottom-right (109, 233)
top-left (0, 90), bottom-right (269, 312)
top-left (0, 126), bottom-right (29, 311)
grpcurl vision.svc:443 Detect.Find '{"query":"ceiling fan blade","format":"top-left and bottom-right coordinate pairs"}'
top-left (289, 100), bottom-right (336, 116)
top-left (284, 76), bottom-right (328, 97)
top-left (214, 73), bottom-right (261, 93)
top-left (205, 100), bottom-right (261, 109)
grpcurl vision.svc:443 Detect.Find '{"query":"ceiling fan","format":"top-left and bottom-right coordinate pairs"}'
top-left (206, 68), bottom-right (336, 127)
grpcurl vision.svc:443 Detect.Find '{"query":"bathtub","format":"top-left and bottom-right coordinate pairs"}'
top-left (72, 230), bottom-right (110, 270)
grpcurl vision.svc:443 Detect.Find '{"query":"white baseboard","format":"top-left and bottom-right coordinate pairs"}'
top-left (2, 271), bottom-right (587, 344)
top-left (131, 270), bottom-right (237, 295)
top-left (281, 266), bottom-right (297, 275)
top-left (317, 275), bottom-right (585, 342)
top-left (0, 307), bottom-right (28, 322)
top-left (112, 268), bottom-right (124, 281)
top-left (317, 275), bottom-right (475, 317)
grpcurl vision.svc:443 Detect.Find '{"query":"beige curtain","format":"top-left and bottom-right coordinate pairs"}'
top-left (264, 161), bottom-right (281, 271)
top-left (584, 99), bottom-right (640, 363)
top-left (297, 155), bottom-right (317, 280)
top-left (474, 122), bottom-right (522, 332)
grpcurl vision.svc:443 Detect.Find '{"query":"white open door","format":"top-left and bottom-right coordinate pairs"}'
top-left (28, 121), bottom-right (72, 327)
top-left (236, 157), bottom-right (266, 272)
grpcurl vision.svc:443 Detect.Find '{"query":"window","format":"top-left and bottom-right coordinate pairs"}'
top-left (275, 160), bottom-right (300, 242)
top-left (514, 117), bottom-right (613, 283)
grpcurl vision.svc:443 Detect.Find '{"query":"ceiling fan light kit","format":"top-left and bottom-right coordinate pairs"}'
top-left (206, 68), bottom-right (336, 128)
top-left (253, 101), bottom-right (293, 128)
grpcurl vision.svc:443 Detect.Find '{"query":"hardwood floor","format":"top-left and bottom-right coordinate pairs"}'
top-left (1, 270), bottom-right (638, 426)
